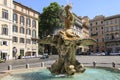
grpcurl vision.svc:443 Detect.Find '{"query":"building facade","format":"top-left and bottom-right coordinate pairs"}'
top-left (12, 1), bottom-right (39, 59)
top-left (90, 14), bottom-right (120, 54)
top-left (0, 0), bottom-right (13, 60)
top-left (89, 15), bottom-right (105, 52)
top-left (73, 16), bottom-right (90, 54)
top-left (0, 0), bottom-right (39, 60)
top-left (104, 14), bottom-right (120, 54)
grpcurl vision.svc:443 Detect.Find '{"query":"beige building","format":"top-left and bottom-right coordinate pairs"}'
top-left (12, 1), bottom-right (39, 59)
top-left (104, 14), bottom-right (120, 54)
top-left (90, 15), bottom-right (105, 52)
top-left (0, 0), bottom-right (39, 60)
top-left (73, 16), bottom-right (90, 54)
top-left (90, 14), bottom-right (120, 54)
top-left (0, 0), bottom-right (13, 60)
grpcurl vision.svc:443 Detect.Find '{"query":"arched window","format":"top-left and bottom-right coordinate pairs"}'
top-left (26, 29), bottom-right (31, 35)
top-left (2, 9), bottom-right (8, 19)
top-left (26, 18), bottom-right (31, 26)
top-left (32, 30), bottom-right (36, 38)
top-left (4, 0), bottom-right (7, 5)
top-left (20, 16), bottom-right (24, 25)
top-left (20, 27), bottom-right (24, 34)
top-left (32, 20), bottom-right (36, 28)
top-left (13, 25), bottom-right (18, 32)
top-left (13, 13), bottom-right (18, 23)
top-left (2, 24), bottom-right (8, 35)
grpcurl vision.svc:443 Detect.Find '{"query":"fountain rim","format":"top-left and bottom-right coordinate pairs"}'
top-left (0, 66), bottom-right (120, 79)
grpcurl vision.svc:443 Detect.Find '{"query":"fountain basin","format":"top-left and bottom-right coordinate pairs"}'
top-left (1, 67), bottom-right (120, 80)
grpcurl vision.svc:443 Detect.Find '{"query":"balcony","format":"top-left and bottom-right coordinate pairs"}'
top-left (91, 33), bottom-right (98, 36)
top-left (31, 37), bottom-right (39, 40)
top-left (105, 38), bottom-right (120, 42)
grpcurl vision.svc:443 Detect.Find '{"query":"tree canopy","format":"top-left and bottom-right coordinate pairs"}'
top-left (39, 2), bottom-right (63, 38)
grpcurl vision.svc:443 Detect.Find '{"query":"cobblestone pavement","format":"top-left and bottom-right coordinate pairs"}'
top-left (76, 56), bottom-right (120, 68)
top-left (0, 55), bottom-right (57, 72)
top-left (0, 55), bottom-right (120, 72)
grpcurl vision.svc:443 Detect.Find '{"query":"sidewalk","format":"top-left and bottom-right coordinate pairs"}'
top-left (0, 56), bottom-right (120, 72)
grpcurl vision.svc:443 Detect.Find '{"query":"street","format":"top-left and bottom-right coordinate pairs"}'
top-left (0, 55), bottom-right (120, 72)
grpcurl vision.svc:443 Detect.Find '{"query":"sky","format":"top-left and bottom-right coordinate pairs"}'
top-left (15, 0), bottom-right (120, 19)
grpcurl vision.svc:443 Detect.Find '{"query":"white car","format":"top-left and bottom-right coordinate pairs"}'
top-left (90, 52), bottom-right (105, 56)
top-left (110, 53), bottom-right (120, 56)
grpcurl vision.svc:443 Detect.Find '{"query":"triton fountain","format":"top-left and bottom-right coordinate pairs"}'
top-left (1, 3), bottom-right (120, 80)
top-left (40, 3), bottom-right (95, 75)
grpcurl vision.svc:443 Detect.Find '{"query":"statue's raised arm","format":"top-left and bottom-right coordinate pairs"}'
top-left (64, 3), bottom-right (74, 29)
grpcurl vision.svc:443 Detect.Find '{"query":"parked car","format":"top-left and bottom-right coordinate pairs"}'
top-left (40, 54), bottom-right (49, 59)
top-left (90, 52), bottom-right (105, 56)
top-left (0, 59), bottom-right (5, 63)
top-left (109, 53), bottom-right (120, 56)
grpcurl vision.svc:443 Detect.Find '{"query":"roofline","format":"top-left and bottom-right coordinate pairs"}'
top-left (105, 14), bottom-right (120, 20)
top-left (13, 1), bottom-right (40, 14)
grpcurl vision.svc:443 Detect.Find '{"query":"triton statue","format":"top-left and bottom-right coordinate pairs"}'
top-left (40, 4), bottom-right (96, 75)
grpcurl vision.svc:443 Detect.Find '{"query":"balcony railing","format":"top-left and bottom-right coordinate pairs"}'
top-left (91, 33), bottom-right (98, 36)
top-left (105, 38), bottom-right (120, 42)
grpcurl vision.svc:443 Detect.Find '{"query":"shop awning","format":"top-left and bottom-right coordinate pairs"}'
top-left (2, 50), bottom-right (8, 53)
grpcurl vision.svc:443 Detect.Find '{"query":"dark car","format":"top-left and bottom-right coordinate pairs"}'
top-left (40, 54), bottom-right (49, 59)
top-left (0, 59), bottom-right (5, 63)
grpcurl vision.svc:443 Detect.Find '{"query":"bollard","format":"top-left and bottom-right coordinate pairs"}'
top-left (26, 64), bottom-right (29, 69)
top-left (41, 62), bottom-right (44, 67)
top-left (8, 65), bottom-right (12, 70)
top-left (93, 61), bottom-right (96, 67)
top-left (112, 62), bottom-right (115, 68)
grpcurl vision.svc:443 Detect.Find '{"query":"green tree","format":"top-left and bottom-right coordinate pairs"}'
top-left (39, 2), bottom-right (63, 38)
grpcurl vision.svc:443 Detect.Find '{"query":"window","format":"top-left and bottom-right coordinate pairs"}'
top-left (110, 26), bottom-right (113, 31)
top-left (116, 26), bottom-right (119, 30)
top-left (2, 41), bottom-right (7, 46)
top-left (4, 0), bottom-right (7, 5)
top-left (32, 20), bottom-right (36, 28)
top-left (14, 5), bottom-right (16, 9)
top-left (13, 13), bottom-right (18, 23)
top-left (104, 27), bottom-right (108, 32)
top-left (13, 37), bottom-right (18, 42)
top-left (96, 28), bottom-right (98, 30)
top-left (2, 25), bottom-right (8, 35)
top-left (20, 16), bottom-right (24, 25)
top-left (26, 29), bottom-right (31, 35)
top-left (32, 40), bottom-right (36, 44)
top-left (21, 8), bottom-right (24, 12)
top-left (13, 25), bottom-right (18, 32)
top-left (96, 38), bottom-right (98, 42)
top-left (106, 21), bottom-right (108, 25)
top-left (110, 20), bottom-right (112, 24)
top-left (26, 39), bottom-right (31, 44)
top-left (90, 28), bottom-right (92, 31)
top-left (90, 23), bottom-right (92, 26)
top-left (106, 27), bottom-right (109, 32)
top-left (101, 26), bottom-right (103, 29)
top-left (113, 26), bottom-right (116, 31)
top-left (96, 22), bottom-right (98, 25)
top-left (28, 10), bottom-right (30, 14)
top-left (102, 38), bottom-right (104, 42)
top-left (20, 49), bottom-right (24, 56)
top-left (26, 18), bottom-right (31, 26)
top-left (20, 27), bottom-right (24, 34)
top-left (115, 19), bottom-right (117, 23)
top-left (32, 30), bottom-right (36, 38)
top-left (101, 21), bottom-right (103, 24)
top-left (33, 13), bottom-right (35, 16)
top-left (2, 9), bottom-right (8, 19)
top-left (20, 38), bottom-right (24, 43)
top-left (102, 31), bottom-right (103, 34)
